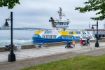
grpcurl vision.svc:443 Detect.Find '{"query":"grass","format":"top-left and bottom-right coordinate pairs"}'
top-left (22, 55), bottom-right (105, 70)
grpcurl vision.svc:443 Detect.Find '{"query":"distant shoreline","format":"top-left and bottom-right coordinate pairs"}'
top-left (0, 27), bottom-right (50, 30)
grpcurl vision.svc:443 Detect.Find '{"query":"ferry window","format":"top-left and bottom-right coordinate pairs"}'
top-left (65, 22), bottom-right (68, 25)
top-left (52, 35), bottom-right (56, 39)
top-left (55, 22), bottom-right (57, 25)
top-left (48, 35), bottom-right (50, 38)
top-left (42, 35), bottom-right (46, 38)
top-left (45, 35), bottom-right (47, 38)
top-left (42, 35), bottom-right (44, 38)
top-left (52, 35), bottom-right (53, 39)
top-left (83, 32), bottom-right (86, 34)
top-left (60, 22), bottom-right (63, 25)
top-left (50, 35), bottom-right (52, 39)
top-left (54, 35), bottom-right (56, 38)
top-left (59, 22), bottom-right (61, 25)
top-left (64, 23), bottom-right (67, 25)
top-left (50, 35), bottom-right (52, 38)
top-left (51, 35), bottom-right (53, 39)
top-left (76, 31), bottom-right (80, 34)
top-left (60, 23), bottom-right (62, 25)
top-left (44, 35), bottom-right (45, 38)
top-left (48, 35), bottom-right (51, 38)
top-left (35, 34), bottom-right (38, 37)
top-left (46, 35), bottom-right (48, 38)
top-left (69, 32), bottom-right (73, 34)
top-left (45, 30), bottom-right (52, 34)
top-left (51, 35), bottom-right (53, 38)
top-left (43, 35), bottom-right (56, 39)
top-left (87, 32), bottom-right (90, 34)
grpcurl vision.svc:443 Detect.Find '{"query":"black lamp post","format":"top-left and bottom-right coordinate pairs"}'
top-left (92, 20), bottom-right (99, 47)
top-left (95, 20), bottom-right (99, 47)
top-left (5, 12), bottom-right (16, 62)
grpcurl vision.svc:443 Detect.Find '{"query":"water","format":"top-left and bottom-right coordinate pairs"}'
top-left (0, 30), bottom-right (36, 47)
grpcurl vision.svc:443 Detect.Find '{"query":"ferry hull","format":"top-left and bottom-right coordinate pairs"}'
top-left (32, 37), bottom-right (72, 44)
top-left (72, 36), bottom-right (80, 41)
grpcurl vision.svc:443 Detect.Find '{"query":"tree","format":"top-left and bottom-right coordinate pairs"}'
top-left (0, 0), bottom-right (20, 9)
top-left (75, 0), bottom-right (105, 20)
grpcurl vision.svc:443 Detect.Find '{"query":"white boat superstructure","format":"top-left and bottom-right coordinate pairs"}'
top-left (49, 7), bottom-right (69, 30)
top-left (75, 30), bottom-right (95, 40)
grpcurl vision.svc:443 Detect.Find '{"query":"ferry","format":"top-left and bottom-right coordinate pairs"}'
top-left (32, 8), bottom-right (80, 46)
top-left (33, 29), bottom-right (73, 44)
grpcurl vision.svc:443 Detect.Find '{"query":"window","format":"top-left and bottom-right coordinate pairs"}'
top-left (69, 32), bottom-right (73, 34)
top-left (45, 30), bottom-right (52, 34)
top-left (76, 31), bottom-right (80, 34)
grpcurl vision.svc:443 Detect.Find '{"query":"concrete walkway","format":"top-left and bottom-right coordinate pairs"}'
top-left (0, 43), bottom-right (94, 63)
top-left (0, 42), bottom-right (105, 70)
top-left (0, 45), bottom-right (82, 62)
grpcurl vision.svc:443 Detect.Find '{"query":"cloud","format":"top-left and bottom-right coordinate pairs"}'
top-left (0, 0), bottom-right (104, 29)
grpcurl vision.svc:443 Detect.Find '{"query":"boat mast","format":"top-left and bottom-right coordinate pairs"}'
top-left (58, 7), bottom-right (63, 20)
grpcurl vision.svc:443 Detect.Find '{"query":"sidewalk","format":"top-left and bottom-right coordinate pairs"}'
top-left (0, 44), bottom-right (82, 62)
top-left (0, 42), bottom-right (105, 70)
top-left (0, 42), bottom-right (105, 63)
top-left (0, 43), bottom-right (93, 63)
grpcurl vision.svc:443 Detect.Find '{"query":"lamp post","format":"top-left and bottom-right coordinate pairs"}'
top-left (5, 12), bottom-right (16, 62)
top-left (92, 20), bottom-right (99, 47)
top-left (95, 20), bottom-right (99, 47)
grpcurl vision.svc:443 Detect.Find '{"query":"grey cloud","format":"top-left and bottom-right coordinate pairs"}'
top-left (0, 0), bottom-right (104, 29)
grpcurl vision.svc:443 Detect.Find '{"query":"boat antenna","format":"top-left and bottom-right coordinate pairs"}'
top-left (58, 7), bottom-right (63, 20)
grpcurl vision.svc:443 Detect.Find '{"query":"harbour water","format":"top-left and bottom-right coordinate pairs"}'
top-left (0, 30), bottom-right (36, 47)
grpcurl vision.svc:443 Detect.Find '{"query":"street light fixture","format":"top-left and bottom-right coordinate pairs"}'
top-left (4, 19), bottom-right (9, 27)
top-left (92, 20), bottom-right (99, 47)
top-left (5, 12), bottom-right (16, 62)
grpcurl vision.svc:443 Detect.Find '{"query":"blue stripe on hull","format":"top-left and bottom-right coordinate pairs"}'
top-left (72, 37), bottom-right (80, 41)
top-left (32, 37), bottom-right (72, 44)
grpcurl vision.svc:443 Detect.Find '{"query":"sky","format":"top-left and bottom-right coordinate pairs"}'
top-left (0, 0), bottom-right (105, 29)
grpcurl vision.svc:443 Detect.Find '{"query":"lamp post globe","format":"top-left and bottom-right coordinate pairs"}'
top-left (4, 19), bottom-right (9, 27)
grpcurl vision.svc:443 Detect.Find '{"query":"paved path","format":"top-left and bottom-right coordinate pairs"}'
top-left (0, 44), bottom-right (88, 63)
top-left (0, 42), bottom-right (105, 70)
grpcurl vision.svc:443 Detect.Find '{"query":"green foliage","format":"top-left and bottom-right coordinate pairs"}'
top-left (0, 0), bottom-right (20, 9)
top-left (75, 0), bottom-right (105, 20)
top-left (22, 55), bottom-right (105, 70)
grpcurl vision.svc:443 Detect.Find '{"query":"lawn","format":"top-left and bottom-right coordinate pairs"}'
top-left (22, 55), bottom-right (105, 70)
